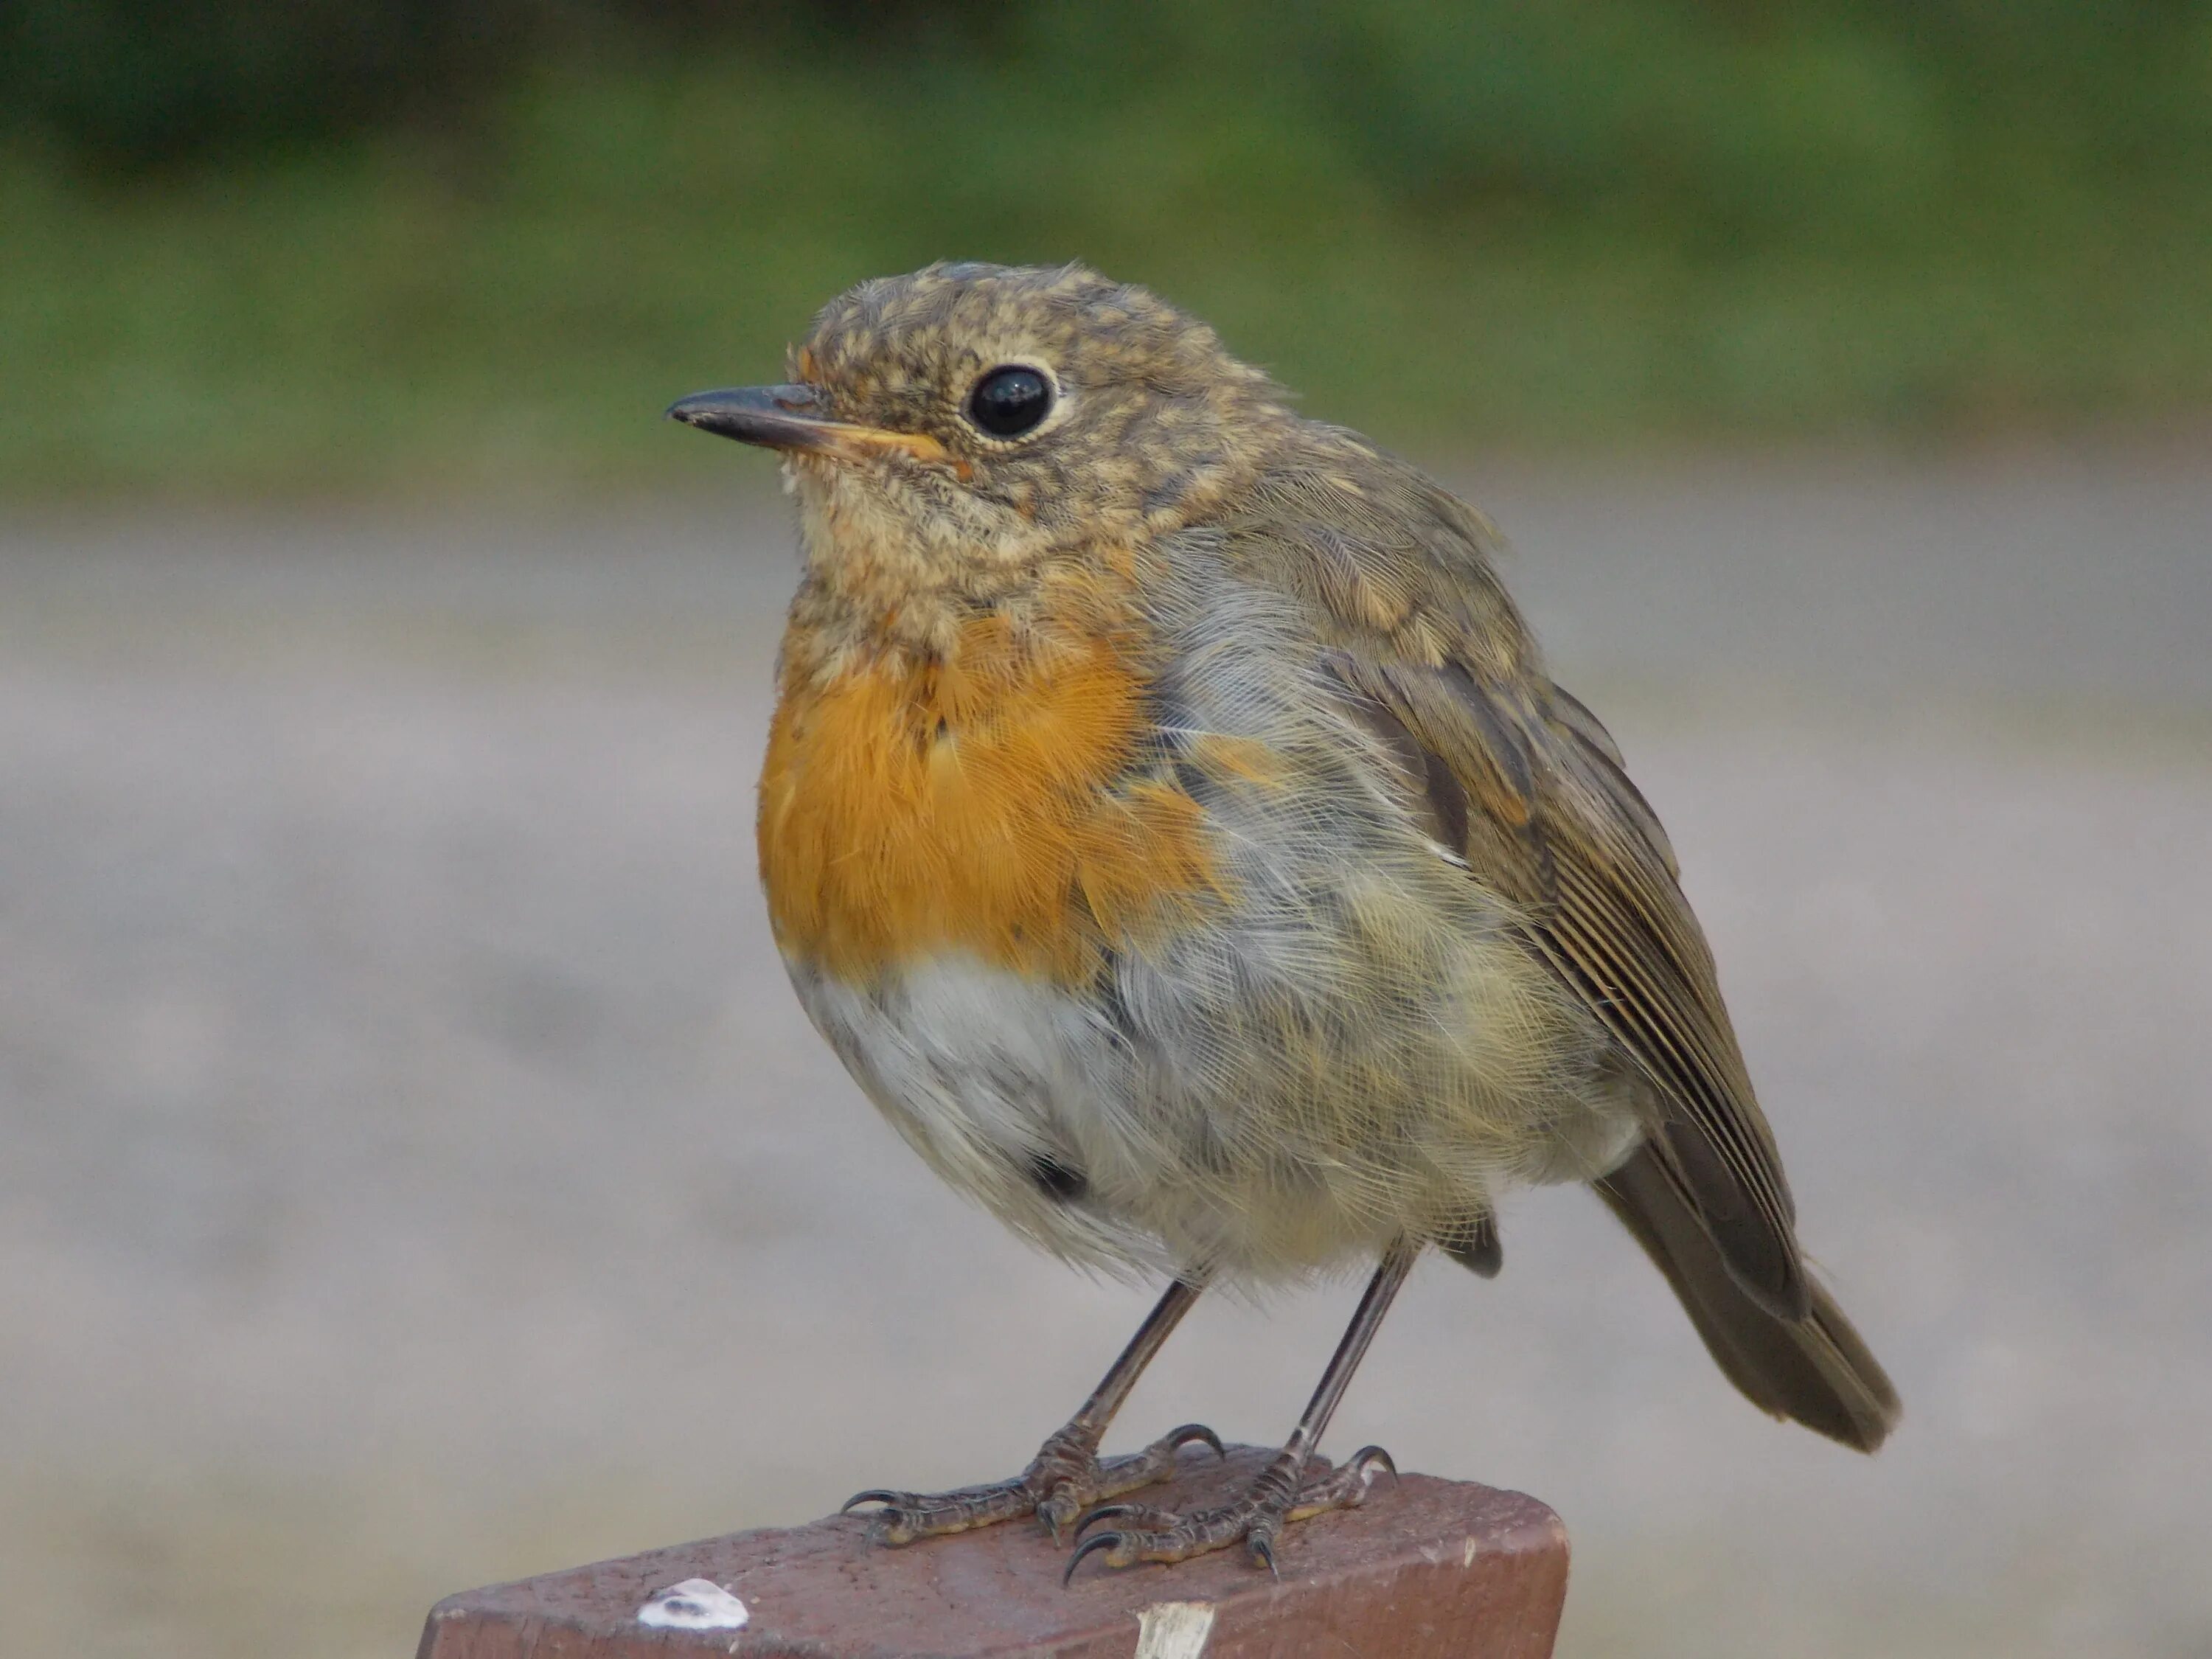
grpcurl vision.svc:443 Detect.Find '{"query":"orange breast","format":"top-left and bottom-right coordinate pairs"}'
top-left (758, 613), bottom-right (1216, 984)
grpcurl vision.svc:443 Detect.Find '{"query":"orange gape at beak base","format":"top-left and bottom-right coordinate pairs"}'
top-left (667, 384), bottom-right (961, 473)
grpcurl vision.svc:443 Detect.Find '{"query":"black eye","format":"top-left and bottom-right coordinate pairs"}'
top-left (967, 365), bottom-right (1053, 438)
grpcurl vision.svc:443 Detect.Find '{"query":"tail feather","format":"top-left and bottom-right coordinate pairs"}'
top-left (1595, 1144), bottom-right (1900, 1452)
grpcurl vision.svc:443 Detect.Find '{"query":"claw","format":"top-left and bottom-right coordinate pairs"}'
top-left (1248, 1533), bottom-right (1279, 1579)
top-left (841, 1489), bottom-right (901, 1514)
top-left (1063, 1528), bottom-right (1124, 1585)
top-left (1165, 1422), bottom-right (1226, 1458)
top-left (1346, 1444), bottom-right (1398, 1484)
top-left (1071, 1501), bottom-right (1143, 1545)
top-left (1031, 1478), bottom-right (1106, 1557)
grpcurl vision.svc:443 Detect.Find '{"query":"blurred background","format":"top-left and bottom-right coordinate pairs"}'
top-left (3, 5), bottom-right (2209, 1657)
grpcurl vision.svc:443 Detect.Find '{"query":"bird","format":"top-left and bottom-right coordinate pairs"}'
top-left (667, 261), bottom-right (1899, 1579)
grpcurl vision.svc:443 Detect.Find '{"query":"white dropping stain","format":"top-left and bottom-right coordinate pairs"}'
top-left (1463, 1536), bottom-right (1481, 1568)
top-left (638, 1577), bottom-right (750, 1631)
top-left (1135, 1600), bottom-right (1216, 1659)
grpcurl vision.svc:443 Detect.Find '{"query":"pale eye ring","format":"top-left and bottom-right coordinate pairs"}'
top-left (965, 365), bottom-right (1054, 438)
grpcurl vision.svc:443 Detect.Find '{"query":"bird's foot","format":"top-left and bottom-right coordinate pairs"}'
top-left (842, 1421), bottom-right (1224, 1547)
top-left (1065, 1443), bottom-right (1396, 1579)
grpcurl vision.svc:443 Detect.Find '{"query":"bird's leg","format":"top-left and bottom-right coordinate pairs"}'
top-left (1067, 1239), bottom-right (1419, 1579)
top-left (843, 1275), bottom-right (1220, 1545)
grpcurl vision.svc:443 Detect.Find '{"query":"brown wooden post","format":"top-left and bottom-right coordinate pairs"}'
top-left (417, 1446), bottom-right (1568, 1659)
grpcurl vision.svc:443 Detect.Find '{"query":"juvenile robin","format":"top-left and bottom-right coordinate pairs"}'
top-left (669, 262), bottom-right (1899, 1578)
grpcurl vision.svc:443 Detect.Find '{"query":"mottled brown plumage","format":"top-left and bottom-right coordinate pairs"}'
top-left (670, 260), bottom-right (1899, 1577)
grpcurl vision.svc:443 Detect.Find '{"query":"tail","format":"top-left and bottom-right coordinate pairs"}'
top-left (1594, 1144), bottom-right (1901, 1452)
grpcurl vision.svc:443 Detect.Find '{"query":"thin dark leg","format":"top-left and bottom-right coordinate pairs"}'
top-left (844, 1276), bottom-right (1220, 1545)
top-left (1276, 1237), bottom-right (1419, 1462)
top-left (1070, 1239), bottom-right (1421, 1578)
top-left (1060, 1276), bottom-right (1206, 1444)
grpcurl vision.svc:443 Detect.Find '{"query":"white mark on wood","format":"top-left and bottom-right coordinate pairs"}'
top-left (1135, 1600), bottom-right (1216, 1659)
top-left (638, 1578), bottom-right (749, 1631)
top-left (1463, 1535), bottom-right (1481, 1568)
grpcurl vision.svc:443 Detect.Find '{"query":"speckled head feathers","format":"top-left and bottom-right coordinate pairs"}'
top-left (782, 262), bottom-right (1294, 561)
top-left (796, 261), bottom-right (1272, 420)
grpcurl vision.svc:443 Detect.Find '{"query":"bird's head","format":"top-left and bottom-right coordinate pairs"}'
top-left (669, 262), bottom-right (1290, 579)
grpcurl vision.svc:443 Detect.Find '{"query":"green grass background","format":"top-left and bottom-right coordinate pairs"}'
top-left (5, 1), bottom-right (2211, 494)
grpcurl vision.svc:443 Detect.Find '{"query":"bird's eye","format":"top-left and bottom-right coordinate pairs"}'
top-left (966, 365), bottom-right (1053, 438)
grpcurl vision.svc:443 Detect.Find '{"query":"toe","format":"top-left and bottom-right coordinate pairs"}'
top-left (1071, 1500), bottom-right (1178, 1543)
top-left (1284, 1443), bottom-right (1397, 1522)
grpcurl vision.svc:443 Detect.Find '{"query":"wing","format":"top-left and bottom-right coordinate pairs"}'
top-left (1217, 439), bottom-right (1809, 1318)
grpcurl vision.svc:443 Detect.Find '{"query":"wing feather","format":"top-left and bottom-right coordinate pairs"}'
top-left (1223, 445), bottom-right (1809, 1318)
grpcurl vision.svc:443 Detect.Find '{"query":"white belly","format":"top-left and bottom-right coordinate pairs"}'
top-left (785, 919), bottom-right (1641, 1284)
top-left (787, 953), bottom-right (1170, 1273)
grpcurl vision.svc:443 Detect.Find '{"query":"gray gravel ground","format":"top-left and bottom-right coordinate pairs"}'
top-left (3, 439), bottom-right (2209, 1658)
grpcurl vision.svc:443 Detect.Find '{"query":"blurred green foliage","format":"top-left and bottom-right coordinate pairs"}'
top-left (4, 1), bottom-right (2210, 492)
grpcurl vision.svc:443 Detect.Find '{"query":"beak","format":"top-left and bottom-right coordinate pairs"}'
top-left (664, 384), bottom-right (956, 470)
